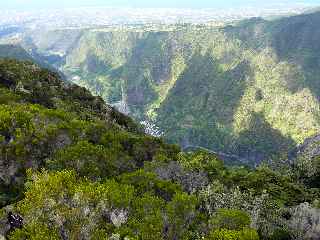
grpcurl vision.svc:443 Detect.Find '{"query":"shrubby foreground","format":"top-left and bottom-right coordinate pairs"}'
top-left (0, 59), bottom-right (319, 239)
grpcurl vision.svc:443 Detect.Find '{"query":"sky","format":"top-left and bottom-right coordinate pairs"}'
top-left (1, 0), bottom-right (320, 10)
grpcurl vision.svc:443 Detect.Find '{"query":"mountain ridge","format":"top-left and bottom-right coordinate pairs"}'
top-left (0, 58), bottom-right (319, 239)
top-left (3, 11), bottom-right (320, 164)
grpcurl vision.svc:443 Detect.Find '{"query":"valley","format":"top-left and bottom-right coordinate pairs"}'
top-left (0, 5), bottom-right (320, 239)
top-left (4, 11), bottom-right (319, 164)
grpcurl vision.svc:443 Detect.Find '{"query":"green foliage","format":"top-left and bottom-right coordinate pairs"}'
top-left (7, 170), bottom-right (198, 240)
top-left (119, 170), bottom-right (182, 200)
top-left (178, 151), bottom-right (226, 181)
top-left (166, 193), bottom-right (198, 239)
top-left (127, 194), bottom-right (165, 240)
top-left (208, 228), bottom-right (259, 240)
top-left (205, 163), bottom-right (316, 208)
top-left (0, 88), bottom-right (21, 104)
top-left (48, 141), bottom-right (121, 179)
top-left (296, 151), bottom-right (320, 188)
top-left (0, 58), bottom-right (141, 132)
top-left (0, 45), bottom-right (34, 62)
top-left (48, 15), bottom-right (320, 162)
top-left (269, 229), bottom-right (291, 240)
top-left (0, 57), bottom-right (319, 240)
top-left (14, 170), bottom-right (135, 239)
top-left (9, 222), bottom-right (60, 240)
top-left (210, 209), bottom-right (251, 231)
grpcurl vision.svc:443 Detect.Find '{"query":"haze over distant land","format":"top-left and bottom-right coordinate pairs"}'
top-left (0, 0), bottom-right (320, 9)
top-left (2, 0), bottom-right (320, 237)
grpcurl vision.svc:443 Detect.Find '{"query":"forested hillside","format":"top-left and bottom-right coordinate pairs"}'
top-left (12, 11), bottom-right (320, 163)
top-left (0, 59), bottom-right (319, 239)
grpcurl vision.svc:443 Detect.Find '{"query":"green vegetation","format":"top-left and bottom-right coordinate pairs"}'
top-left (23, 12), bottom-right (320, 163)
top-left (0, 59), bottom-right (319, 239)
top-left (0, 45), bottom-right (34, 62)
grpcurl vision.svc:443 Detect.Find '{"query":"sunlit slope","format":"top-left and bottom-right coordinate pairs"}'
top-left (24, 12), bottom-right (320, 162)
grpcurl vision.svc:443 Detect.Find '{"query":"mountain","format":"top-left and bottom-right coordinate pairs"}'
top-left (0, 45), bottom-right (34, 61)
top-left (0, 44), bottom-right (67, 80)
top-left (13, 11), bottom-right (320, 164)
top-left (0, 58), bottom-right (319, 240)
top-left (0, 58), bottom-right (141, 207)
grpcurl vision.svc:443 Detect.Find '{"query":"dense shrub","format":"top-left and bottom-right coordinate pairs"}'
top-left (0, 59), bottom-right (319, 240)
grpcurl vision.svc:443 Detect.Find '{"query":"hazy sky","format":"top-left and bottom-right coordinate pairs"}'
top-left (1, 0), bottom-right (320, 9)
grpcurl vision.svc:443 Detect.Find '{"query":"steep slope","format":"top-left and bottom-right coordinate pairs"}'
top-left (290, 134), bottom-right (320, 188)
top-left (0, 59), bottom-right (142, 207)
top-left (0, 45), bottom-right (34, 61)
top-left (0, 59), bottom-right (319, 240)
top-left (15, 11), bottom-right (320, 164)
top-left (0, 44), bottom-right (67, 77)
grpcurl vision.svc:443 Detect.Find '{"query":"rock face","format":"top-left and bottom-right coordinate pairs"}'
top-left (288, 203), bottom-right (320, 240)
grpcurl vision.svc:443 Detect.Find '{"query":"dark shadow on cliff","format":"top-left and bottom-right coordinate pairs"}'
top-left (109, 32), bottom-right (175, 116)
top-left (224, 12), bottom-right (320, 98)
top-left (234, 112), bottom-right (296, 164)
top-left (269, 12), bottom-right (320, 99)
top-left (157, 50), bottom-right (252, 156)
